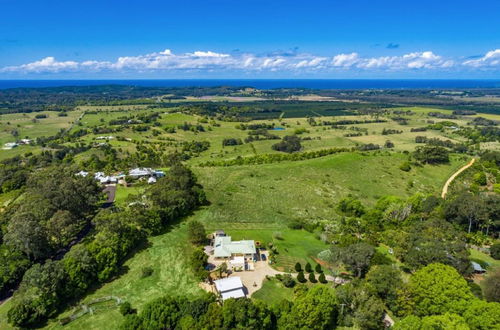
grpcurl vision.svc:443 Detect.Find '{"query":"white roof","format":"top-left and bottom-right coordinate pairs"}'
top-left (230, 256), bottom-right (245, 265)
top-left (129, 168), bottom-right (153, 176)
top-left (3, 142), bottom-right (18, 149)
top-left (214, 276), bottom-right (243, 293)
top-left (148, 177), bottom-right (157, 184)
top-left (221, 289), bottom-right (245, 300)
top-left (214, 236), bottom-right (256, 258)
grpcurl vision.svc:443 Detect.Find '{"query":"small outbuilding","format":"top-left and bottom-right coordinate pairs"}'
top-left (214, 277), bottom-right (246, 300)
top-left (471, 261), bottom-right (486, 273)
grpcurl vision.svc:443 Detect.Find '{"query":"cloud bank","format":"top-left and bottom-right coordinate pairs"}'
top-left (1, 48), bottom-right (499, 75)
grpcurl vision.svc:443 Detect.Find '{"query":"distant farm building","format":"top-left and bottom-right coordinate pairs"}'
top-left (129, 168), bottom-right (165, 179)
top-left (3, 142), bottom-right (18, 150)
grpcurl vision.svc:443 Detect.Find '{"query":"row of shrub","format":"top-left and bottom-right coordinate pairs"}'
top-left (199, 147), bottom-right (354, 167)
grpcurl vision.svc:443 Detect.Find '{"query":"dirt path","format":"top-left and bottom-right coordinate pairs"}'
top-left (441, 158), bottom-right (476, 199)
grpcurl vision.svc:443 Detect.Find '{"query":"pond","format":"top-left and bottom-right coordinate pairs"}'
top-left (272, 127), bottom-right (285, 130)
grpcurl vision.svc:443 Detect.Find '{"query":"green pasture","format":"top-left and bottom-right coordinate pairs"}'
top-left (0, 110), bottom-right (83, 145)
top-left (252, 278), bottom-right (295, 305)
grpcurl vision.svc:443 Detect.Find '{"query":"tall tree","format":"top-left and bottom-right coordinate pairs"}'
top-left (4, 211), bottom-right (49, 261)
top-left (405, 263), bottom-right (474, 316)
top-left (483, 269), bottom-right (500, 303)
top-left (280, 286), bottom-right (338, 330)
top-left (401, 218), bottom-right (471, 275)
top-left (366, 265), bottom-right (403, 310)
top-left (444, 191), bottom-right (488, 233)
top-left (341, 242), bottom-right (375, 278)
top-left (187, 220), bottom-right (206, 245)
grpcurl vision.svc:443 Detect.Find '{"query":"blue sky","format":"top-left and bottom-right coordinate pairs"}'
top-left (0, 0), bottom-right (499, 78)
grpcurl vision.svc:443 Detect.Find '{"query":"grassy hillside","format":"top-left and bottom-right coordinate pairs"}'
top-left (0, 101), bottom-right (495, 329)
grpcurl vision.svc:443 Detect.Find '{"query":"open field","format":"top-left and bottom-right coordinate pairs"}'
top-left (2, 105), bottom-right (498, 165)
top-left (0, 110), bottom-right (83, 145)
top-left (252, 278), bottom-right (295, 305)
top-left (0, 222), bottom-right (203, 330)
top-left (0, 99), bottom-right (498, 329)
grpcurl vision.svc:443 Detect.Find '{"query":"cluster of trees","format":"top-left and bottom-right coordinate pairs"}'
top-left (414, 136), bottom-right (468, 153)
top-left (120, 286), bottom-right (341, 330)
top-left (235, 123), bottom-right (275, 130)
top-left (413, 145), bottom-right (450, 164)
top-left (119, 262), bottom-right (500, 330)
top-left (182, 140), bottom-right (210, 154)
top-left (319, 119), bottom-right (387, 126)
top-left (5, 161), bottom-right (207, 327)
top-left (272, 135), bottom-right (302, 153)
top-left (0, 166), bottom-right (102, 300)
top-left (326, 192), bottom-right (499, 274)
top-left (358, 143), bottom-right (381, 151)
top-left (307, 180), bottom-right (500, 326)
top-left (381, 128), bottom-right (403, 135)
top-left (177, 122), bottom-right (206, 132)
top-left (470, 116), bottom-right (497, 126)
top-left (222, 138), bottom-right (243, 146)
top-left (428, 111), bottom-right (458, 119)
top-left (458, 126), bottom-right (500, 143)
top-left (245, 128), bottom-right (280, 143)
top-left (187, 220), bottom-right (209, 280)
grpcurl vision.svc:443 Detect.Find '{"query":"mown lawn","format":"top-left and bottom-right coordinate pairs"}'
top-left (114, 184), bottom-right (145, 206)
top-left (252, 278), bottom-right (295, 305)
top-left (215, 228), bottom-right (328, 272)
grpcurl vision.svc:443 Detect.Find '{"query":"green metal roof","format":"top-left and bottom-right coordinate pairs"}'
top-left (214, 236), bottom-right (256, 257)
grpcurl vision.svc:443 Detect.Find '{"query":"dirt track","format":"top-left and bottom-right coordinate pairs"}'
top-left (441, 158), bottom-right (476, 198)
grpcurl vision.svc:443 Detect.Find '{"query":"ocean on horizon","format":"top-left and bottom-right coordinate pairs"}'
top-left (0, 79), bottom-right (500, 90)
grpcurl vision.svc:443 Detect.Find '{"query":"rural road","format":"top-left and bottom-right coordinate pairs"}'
top-left (441, 158), bottom-right (476, 199)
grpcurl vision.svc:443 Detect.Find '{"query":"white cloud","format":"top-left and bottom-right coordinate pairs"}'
top-left (295, 57), bottom-right (327, 68)
top-left (2, 48), bottom-right (497, 75)
top-left (2, 56), bottom-right (79, 73)
top-left (463, 49), bottom-right (500, 67)
top-left (355, 51), bottom-right (452, 70)
top-left (332, 53), bottom-right (360, 67)
top-left (191, 51), bottom-right (229, 58)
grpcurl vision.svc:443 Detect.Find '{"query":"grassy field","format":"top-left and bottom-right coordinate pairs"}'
top-left (218, 229), bottom-right (328, 272)
top-left (193, 152), bottom-right (469, 225)
top-left (252, 278), bottom-right (295, 305)
top-left (0, 110), bottom-right (83, 145)
top-left (3, 105), bottom-right (498, 165)
top-left (114, 184), bottom-right (145, 205)
top-left (0, 104), bottom-right (496, 329)
top-left (0, 222), bottom-right (204, 330)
